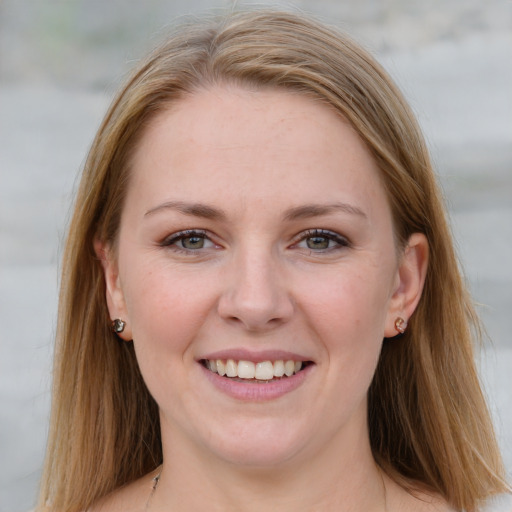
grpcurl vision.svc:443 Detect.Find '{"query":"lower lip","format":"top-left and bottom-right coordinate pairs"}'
top-left (200, 363), bottom-right (313, 401)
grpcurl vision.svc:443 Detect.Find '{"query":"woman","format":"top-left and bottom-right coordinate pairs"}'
top-left (37, 9), bottom-right (509, 512)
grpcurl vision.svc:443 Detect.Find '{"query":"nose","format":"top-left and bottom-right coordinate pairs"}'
top-left (217, 246), bottom-right (294, 332)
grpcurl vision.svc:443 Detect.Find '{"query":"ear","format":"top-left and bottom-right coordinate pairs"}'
top-left (384, 233), bottom-right (428, 337)
top-left (94, 238), bottom-right (133, 341)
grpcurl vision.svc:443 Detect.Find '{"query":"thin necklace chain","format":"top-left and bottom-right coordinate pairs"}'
top-left (380, 468), bottom-right (389, 512)
top-left (144, 466), bottom-right (388, 511)
top-left (144, 468), bottom-right (161, 511)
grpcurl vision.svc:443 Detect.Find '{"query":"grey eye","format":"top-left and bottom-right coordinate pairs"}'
top-left (295, 229), bottom-right (350, 252)
top-left (180, 235), bottom-right (206, 249)
top-left (162, 230), bottom-right (216, 251)
top-left (306, 236), bottom-right (331, 250)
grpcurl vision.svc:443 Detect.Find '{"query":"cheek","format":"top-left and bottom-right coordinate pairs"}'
top-left (298, 265), bottom-right (392, 336)
top-left (299, 265), bottom-right (392, 386)
top-left (120, 263), bottom-right (221, 403)
top-left (121, 259), bottom-right (218, 355)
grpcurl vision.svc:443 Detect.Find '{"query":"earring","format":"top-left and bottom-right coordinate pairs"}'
top-left (394, 317), bottom-right (407, 334)
top-left (111, 318), bottom-right (126, 334)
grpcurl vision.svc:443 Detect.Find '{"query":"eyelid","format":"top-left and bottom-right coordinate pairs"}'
top-left (160, 229), bottom-right (219, 251)
top-left (160, 228), bottom-right (349, 253)
top-left (161, 228), bottom-right (206, 244)
top-left (291, 228), bottom-right (351, 250)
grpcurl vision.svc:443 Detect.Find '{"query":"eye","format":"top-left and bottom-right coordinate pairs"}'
top-left (294, 229), bottom-right (350, 252)
top-left (161, 230), bottom-right (217, 252)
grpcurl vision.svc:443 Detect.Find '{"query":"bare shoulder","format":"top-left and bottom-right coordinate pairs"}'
top-left (385, 476), bottom-right (455, 512)
top-left (88, 470), bottom-right (157, 512)
top-left (398, 491), bottom-right (455, 512)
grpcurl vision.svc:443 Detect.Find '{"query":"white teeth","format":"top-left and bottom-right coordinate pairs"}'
top-left (255, 361), bottom-right (274, 380)
top-left (216, 359), bottom-right (226, 376)
top-left (225, 359), bottom-right (237, 377)
top-left (284, 360), bottom-right (295, 377)
top-left (238, 360), bottom-right (255, 379)
top-left (204, 358), bottom-right (305, 380)
top-left (273, 360), bottom-right (285, 377)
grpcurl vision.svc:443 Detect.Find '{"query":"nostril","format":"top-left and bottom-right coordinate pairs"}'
top-left (218, 295), bottom-right (294, 331)
top-left (216, 261), bottom-right (295, 331)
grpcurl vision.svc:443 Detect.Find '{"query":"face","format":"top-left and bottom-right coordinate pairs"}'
top-left (100, 86), bottom-right (427, 470)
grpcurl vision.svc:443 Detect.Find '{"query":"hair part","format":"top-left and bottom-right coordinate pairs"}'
top-left (38, 9), bottom-right (508, 512)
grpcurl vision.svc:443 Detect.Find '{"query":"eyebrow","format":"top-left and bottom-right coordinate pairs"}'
top-left (283, 203), bottom-right (367, 221)
top-left (144, 201), bottom-right (227, 220)
top-left (144, 200), bottom-right (367, 221)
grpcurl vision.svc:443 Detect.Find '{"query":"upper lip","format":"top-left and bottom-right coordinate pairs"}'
top-left (199, 349), bottom-right (312, 363)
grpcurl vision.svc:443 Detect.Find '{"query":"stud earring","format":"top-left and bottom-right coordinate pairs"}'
top-left (394, 317), bottom-right (407, 334)
top-left (111, 318), bottom-right (126, 334)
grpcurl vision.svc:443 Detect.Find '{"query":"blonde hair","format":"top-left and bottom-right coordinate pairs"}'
top-left (38, 9), bottom-right (508, 512)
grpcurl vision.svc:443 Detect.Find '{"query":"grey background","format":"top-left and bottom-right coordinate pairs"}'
top-left (1, 1), bottom-right (511, 510)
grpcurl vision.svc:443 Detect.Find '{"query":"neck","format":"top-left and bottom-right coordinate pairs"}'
top-left (151, 420), bottom-right (387, 512)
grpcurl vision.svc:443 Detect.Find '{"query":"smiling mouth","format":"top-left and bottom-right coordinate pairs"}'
top-left (201, 359), bottom-right (311, 382)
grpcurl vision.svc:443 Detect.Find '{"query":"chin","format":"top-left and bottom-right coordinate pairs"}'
top-left (198, 416), bottom-right (312, 469)
top-left (212, 442), bottom-right (302, 469)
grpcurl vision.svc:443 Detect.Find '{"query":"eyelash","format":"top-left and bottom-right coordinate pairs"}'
top-left (160, 229), bottom-right (216, 253)
top-left (292, 229), bottom-right (350, 252)
top-left (160, 228), bottom-right (350, 254)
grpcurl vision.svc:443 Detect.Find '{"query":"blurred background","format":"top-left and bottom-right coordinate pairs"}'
top-left (1, 1), bottom-right (511, 510)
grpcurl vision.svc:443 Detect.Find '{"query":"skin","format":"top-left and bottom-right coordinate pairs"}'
top-left (94, 86), bottom-right (449, 511)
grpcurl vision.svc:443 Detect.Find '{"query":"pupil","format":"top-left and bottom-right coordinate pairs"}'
top-left (307, 236), bottom-right (329, 250)
top-left (182, 236), bottom-right (204, 249)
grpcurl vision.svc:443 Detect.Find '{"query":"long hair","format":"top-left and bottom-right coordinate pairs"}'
top-left (38, 9), bottom-right (508, 512)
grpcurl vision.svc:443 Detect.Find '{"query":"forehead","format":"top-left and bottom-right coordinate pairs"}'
top-left (126, 86), bottom-right (388, 219)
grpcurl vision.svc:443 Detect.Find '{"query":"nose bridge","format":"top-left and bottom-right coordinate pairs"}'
top-left (217, 239), bottom-right (293, 330)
